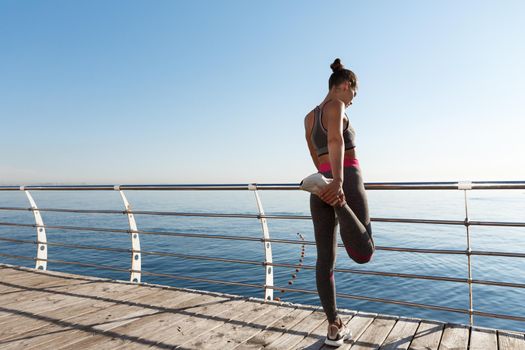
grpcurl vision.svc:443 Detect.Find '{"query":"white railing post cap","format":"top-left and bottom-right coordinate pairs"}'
top-left (458, 181), bottom-right (472, 190)
top-left (248, 183), bottom-right (257, 191)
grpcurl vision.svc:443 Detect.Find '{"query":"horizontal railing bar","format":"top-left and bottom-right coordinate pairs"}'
top-left (270, 262), bottom-right (525, 289)
top-left (2, 207), bottom-right (525, 228)
top-left (4, 207), bottom-right (525, 227)
top-left (0, 237), bottom-right (132, 254)
top-left (141, 251), bottom-right (262, 265)
top-left (1, 181), bottom-right (525, 192)
top-left (0, 253), bottom-right (36, 262)
top-left (0, 206), bottom-right (33, 212)
top-left (471, 279), bottom-right (525, 289)
top-left (269, 262), bottom-right (468, 283)
top-left (0, 221), bottom-right (131, 234)
top-left (45, 258), bottom-right (131, 273)
top-left (0, 221), bottom-right (266, 242)
top-left (469, 220), bottom-right (525, 228)
top-left (0, 254), bottom-right (132, 274)
top-left (136, 230), bottom-right (260, 241)
top-left (0, 207), bottom-right (126, 215)
top-left (50, 241), bottom-right (130, 254)
top-left (470, 310), bottom-right (525, 323)
top-left (373, 218), bottom-right (465, 225)
top-left (247, 244), bottom-right (460, 255)
top-left (376, 246), bottom-right (465, 255)
top-left (140, 270), bottom-right (263, 289)
top-left (0, 237), bottom-right (36, 245)
top-left (268, 285), bottom-right (469, 314)
top-left (471, 250), bottom-right (525, 258)
top-left (269, 285), bottom-right (525, 322)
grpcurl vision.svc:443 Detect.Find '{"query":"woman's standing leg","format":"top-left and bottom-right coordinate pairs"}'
top-left (310, 193), bottom-right (339, 323)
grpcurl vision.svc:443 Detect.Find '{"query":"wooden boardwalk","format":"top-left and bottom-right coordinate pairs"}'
top-left (0, 265), bottom-right (524, 350)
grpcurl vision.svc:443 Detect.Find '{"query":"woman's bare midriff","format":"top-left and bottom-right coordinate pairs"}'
top-left (317, 148), bottom-right (356, 165)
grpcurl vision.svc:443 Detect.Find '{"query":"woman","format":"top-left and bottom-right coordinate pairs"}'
top-left (300, 58), bottom-right (375, 347)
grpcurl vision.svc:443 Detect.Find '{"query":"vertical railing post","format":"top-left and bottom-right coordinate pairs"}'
top-left (115, 186), bottom-right (141, 283)
top-left (21, 187), bottom-right (47, 270)
top-left (249, 184), bottom-right (274, 301)
top-left (459, 181), bottom-right (474, 326)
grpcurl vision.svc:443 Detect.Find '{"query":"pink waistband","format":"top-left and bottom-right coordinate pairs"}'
top-left (318, 158), bottom-right (359, 172)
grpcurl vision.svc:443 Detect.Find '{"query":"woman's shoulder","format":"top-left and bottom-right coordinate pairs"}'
top-left (304, 108), bottom-right (315, 127)
top-left (323, 99), bottom-right (345, 118)
top-left (324, 99), bottom-right (345, 110)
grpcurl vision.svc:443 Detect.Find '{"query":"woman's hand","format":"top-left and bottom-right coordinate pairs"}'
top-left (319, 181), bottom-right (346, 207)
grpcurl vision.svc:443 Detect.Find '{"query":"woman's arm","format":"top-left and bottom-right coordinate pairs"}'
top-left (319, 100), bottom-right (346, 206)
top-left (325, 100), bottom-right (345, 185)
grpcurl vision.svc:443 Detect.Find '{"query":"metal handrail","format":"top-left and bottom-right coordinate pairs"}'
top-left (2, 206), bottom-right (525, 228)
top-left (1, 180), bottom-right (525, 191)
top-left (1, 180), bottom-right (524, 327)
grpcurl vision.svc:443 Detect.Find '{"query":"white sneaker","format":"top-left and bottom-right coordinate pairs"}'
top-left (300, 173), bottom-right (332, 195)
top-left (325, 318), bottom-right (352, 347)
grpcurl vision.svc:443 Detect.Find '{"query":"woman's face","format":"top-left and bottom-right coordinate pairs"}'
top-left (344, 81), bottom-right (357, 107)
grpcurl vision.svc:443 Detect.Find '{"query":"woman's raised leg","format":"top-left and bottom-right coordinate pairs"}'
top-left (334, 166), bottom-right (374, 264)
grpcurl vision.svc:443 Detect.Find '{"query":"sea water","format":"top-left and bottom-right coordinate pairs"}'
top-left (0, 188), bottom-right (524, 332)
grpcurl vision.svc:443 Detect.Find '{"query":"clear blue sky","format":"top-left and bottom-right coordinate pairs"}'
top-left (1, 0), bottom-right (524, 184)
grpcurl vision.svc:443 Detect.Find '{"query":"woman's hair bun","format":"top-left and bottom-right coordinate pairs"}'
top-left (330, 58), bottom-right (344, 72)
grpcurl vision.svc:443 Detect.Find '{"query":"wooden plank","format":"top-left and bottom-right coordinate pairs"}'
top-left (0, 285), bottom-right (24, 296)
top-left (1, 270), bottom-right (90, 290)
top-left (351, 315), bottom-right (397, 350)
top-left (113, 296), bottom-right (284, 350)
top-left (0, 299), bottom-right (118, 349)
top-left (105, 296), bottom-right (257, 350)
top-left (408, 320), bottom-right (444, 350)
top-left (291, 311), bottom-right (356, 350)
top-left (47, 281), bottom-right (160, 304)
top-left (380, 318), bottom-right (420, 350)
top-left (470, 327), bottom-right (497, 350)
top-left (230, 304), bottom-right (299, 349)
top-left (498, 331), bottom-right (525, 350)
top-left (264, 307), bottom-right (325, 350)
top-left (150, 298), bottom-right (249, 349)
top-left (321, 312), bottom-right (377, 350)
top-left (438, 324), bottom-right (469, 350)
top-left (0, 267), bottom-right (32, 278)
top-left (5, 291), bottom-right (216, 350)
top-left (237, 307), bottom-right (314, 349)
top-left (0, 284), bottom-right (161, 344)
top-left (173, 300), bottom-right (277, 350)
top-left (0, 280), bottom-right (156, 325)
top-left (3, 289), bottom-right (211, 348)
top-left (1, 268), bottom-right (91, 286)
top-left (48, 294), bottom-right (243, 349)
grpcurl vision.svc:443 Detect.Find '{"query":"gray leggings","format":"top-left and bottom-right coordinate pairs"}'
top-left (310, 164), bottom-right (375, 323)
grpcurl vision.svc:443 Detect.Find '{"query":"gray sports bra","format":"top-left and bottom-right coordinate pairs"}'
top-left (310, 101), bottom-right (356, 157)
